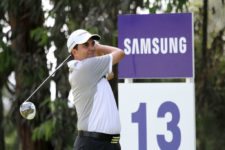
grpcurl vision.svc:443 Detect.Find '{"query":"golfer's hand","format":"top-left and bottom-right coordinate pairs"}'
top-left (106, 72), bottom-right (114, 80)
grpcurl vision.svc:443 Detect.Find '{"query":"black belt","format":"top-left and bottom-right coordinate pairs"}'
top-left (78, 130), bottom-right (120, 144)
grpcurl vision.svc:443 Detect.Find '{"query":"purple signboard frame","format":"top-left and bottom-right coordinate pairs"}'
top-left (118, 13), bottom-right (193, 79)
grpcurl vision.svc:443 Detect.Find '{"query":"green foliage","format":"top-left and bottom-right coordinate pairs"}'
top-left (30, 27), bottom-right (49, 46)
top-left (192, 0), bottom-right (225, 149)
top-left (33, 97), bottom-right (77, 149)
top-left (32, 118), bottom-right (56, 141)
top-left (0, 42), bottom-right (13, 74)
top-left (49, 98), bottom-right (77, 147)
top-left (4, 118), bottom-right (19, 150)
top-left (144, 0), bottom-right (188, 13)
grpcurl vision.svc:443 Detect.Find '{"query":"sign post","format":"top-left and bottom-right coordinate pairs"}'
top-left (118, 13), bottom-right (194, 78)
top-left (118, 13), bottom-right (195, 150)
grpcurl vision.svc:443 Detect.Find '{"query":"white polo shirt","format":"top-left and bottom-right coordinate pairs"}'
top-left (67, 54), bottom-right (121, 134)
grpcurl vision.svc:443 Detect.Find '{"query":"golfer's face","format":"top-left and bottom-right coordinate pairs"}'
top-left (77, 39), bottom-right (95, 59)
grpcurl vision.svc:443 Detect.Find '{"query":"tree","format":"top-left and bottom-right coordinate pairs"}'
top-left (0, 2), bottom-right (14, 149)
top-left (193, 0), bottom-right (225, 149)
top-left (1, 0), bottom-right (53, 149)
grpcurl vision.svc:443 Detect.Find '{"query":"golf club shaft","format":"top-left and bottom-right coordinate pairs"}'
top-left (24, 55), bottom-right (71, 102)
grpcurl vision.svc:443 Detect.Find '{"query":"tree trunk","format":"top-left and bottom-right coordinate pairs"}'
top-left (0, 86), bottom-right (5, 150)
top-left (8, 0), bottom-right (53, 149)
top-left (198, 0), bottom-right (209, 109)
top-left (202, 0), bottom-right (208, 66)
top-left (198, 0), bottom-right (208, 150)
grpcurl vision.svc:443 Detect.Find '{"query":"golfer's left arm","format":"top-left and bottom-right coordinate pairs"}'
top-left (94, 43), bottom-right (125, 65)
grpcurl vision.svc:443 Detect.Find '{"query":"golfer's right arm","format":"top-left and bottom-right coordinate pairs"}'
top-left (94, 43), bottom-right (125, 65)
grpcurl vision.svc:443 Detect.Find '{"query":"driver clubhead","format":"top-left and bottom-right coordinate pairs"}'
top-left (20, 101), bottom-right (36, 120)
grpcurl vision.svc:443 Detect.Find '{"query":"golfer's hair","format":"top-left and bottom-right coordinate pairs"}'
top-left (71, 53), bottom-right (75, 59)
top-left (73, 45), bottom-right (78, 50)
top-left (71, 45), bottom-right (78, 59)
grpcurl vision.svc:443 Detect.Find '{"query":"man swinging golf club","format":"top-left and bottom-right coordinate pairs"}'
top-left (67, 29), bottom-right (125, 150)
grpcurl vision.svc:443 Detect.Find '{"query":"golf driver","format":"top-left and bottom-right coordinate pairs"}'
top-left (20, 55), bottom-right (71, 120)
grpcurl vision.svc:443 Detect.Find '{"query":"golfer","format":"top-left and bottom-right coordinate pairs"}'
top-left (67, 29), bottom-right (125, 150)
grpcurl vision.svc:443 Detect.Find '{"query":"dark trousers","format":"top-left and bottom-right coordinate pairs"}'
top-left (74, 136), bottom-right (121, 150)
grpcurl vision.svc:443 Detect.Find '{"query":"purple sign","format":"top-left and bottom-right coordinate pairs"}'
top-left (118, 13), bottom-right (193, 78)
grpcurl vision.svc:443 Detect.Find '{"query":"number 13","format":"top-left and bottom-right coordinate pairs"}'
top-left (132, 101), bottom-right (181, 150)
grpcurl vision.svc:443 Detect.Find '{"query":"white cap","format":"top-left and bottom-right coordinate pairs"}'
top-left (67, 29), bottom-right (101, 53)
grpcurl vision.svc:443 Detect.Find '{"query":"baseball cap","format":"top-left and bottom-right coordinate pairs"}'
top-left (67, 29), bottom-right (101, 53)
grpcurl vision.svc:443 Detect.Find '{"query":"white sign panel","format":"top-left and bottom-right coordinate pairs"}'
top-left (119, 83), bottom-right (195, 150)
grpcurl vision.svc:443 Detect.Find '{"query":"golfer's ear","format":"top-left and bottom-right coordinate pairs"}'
top-left (71, 48), bottom-right (77, 56)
